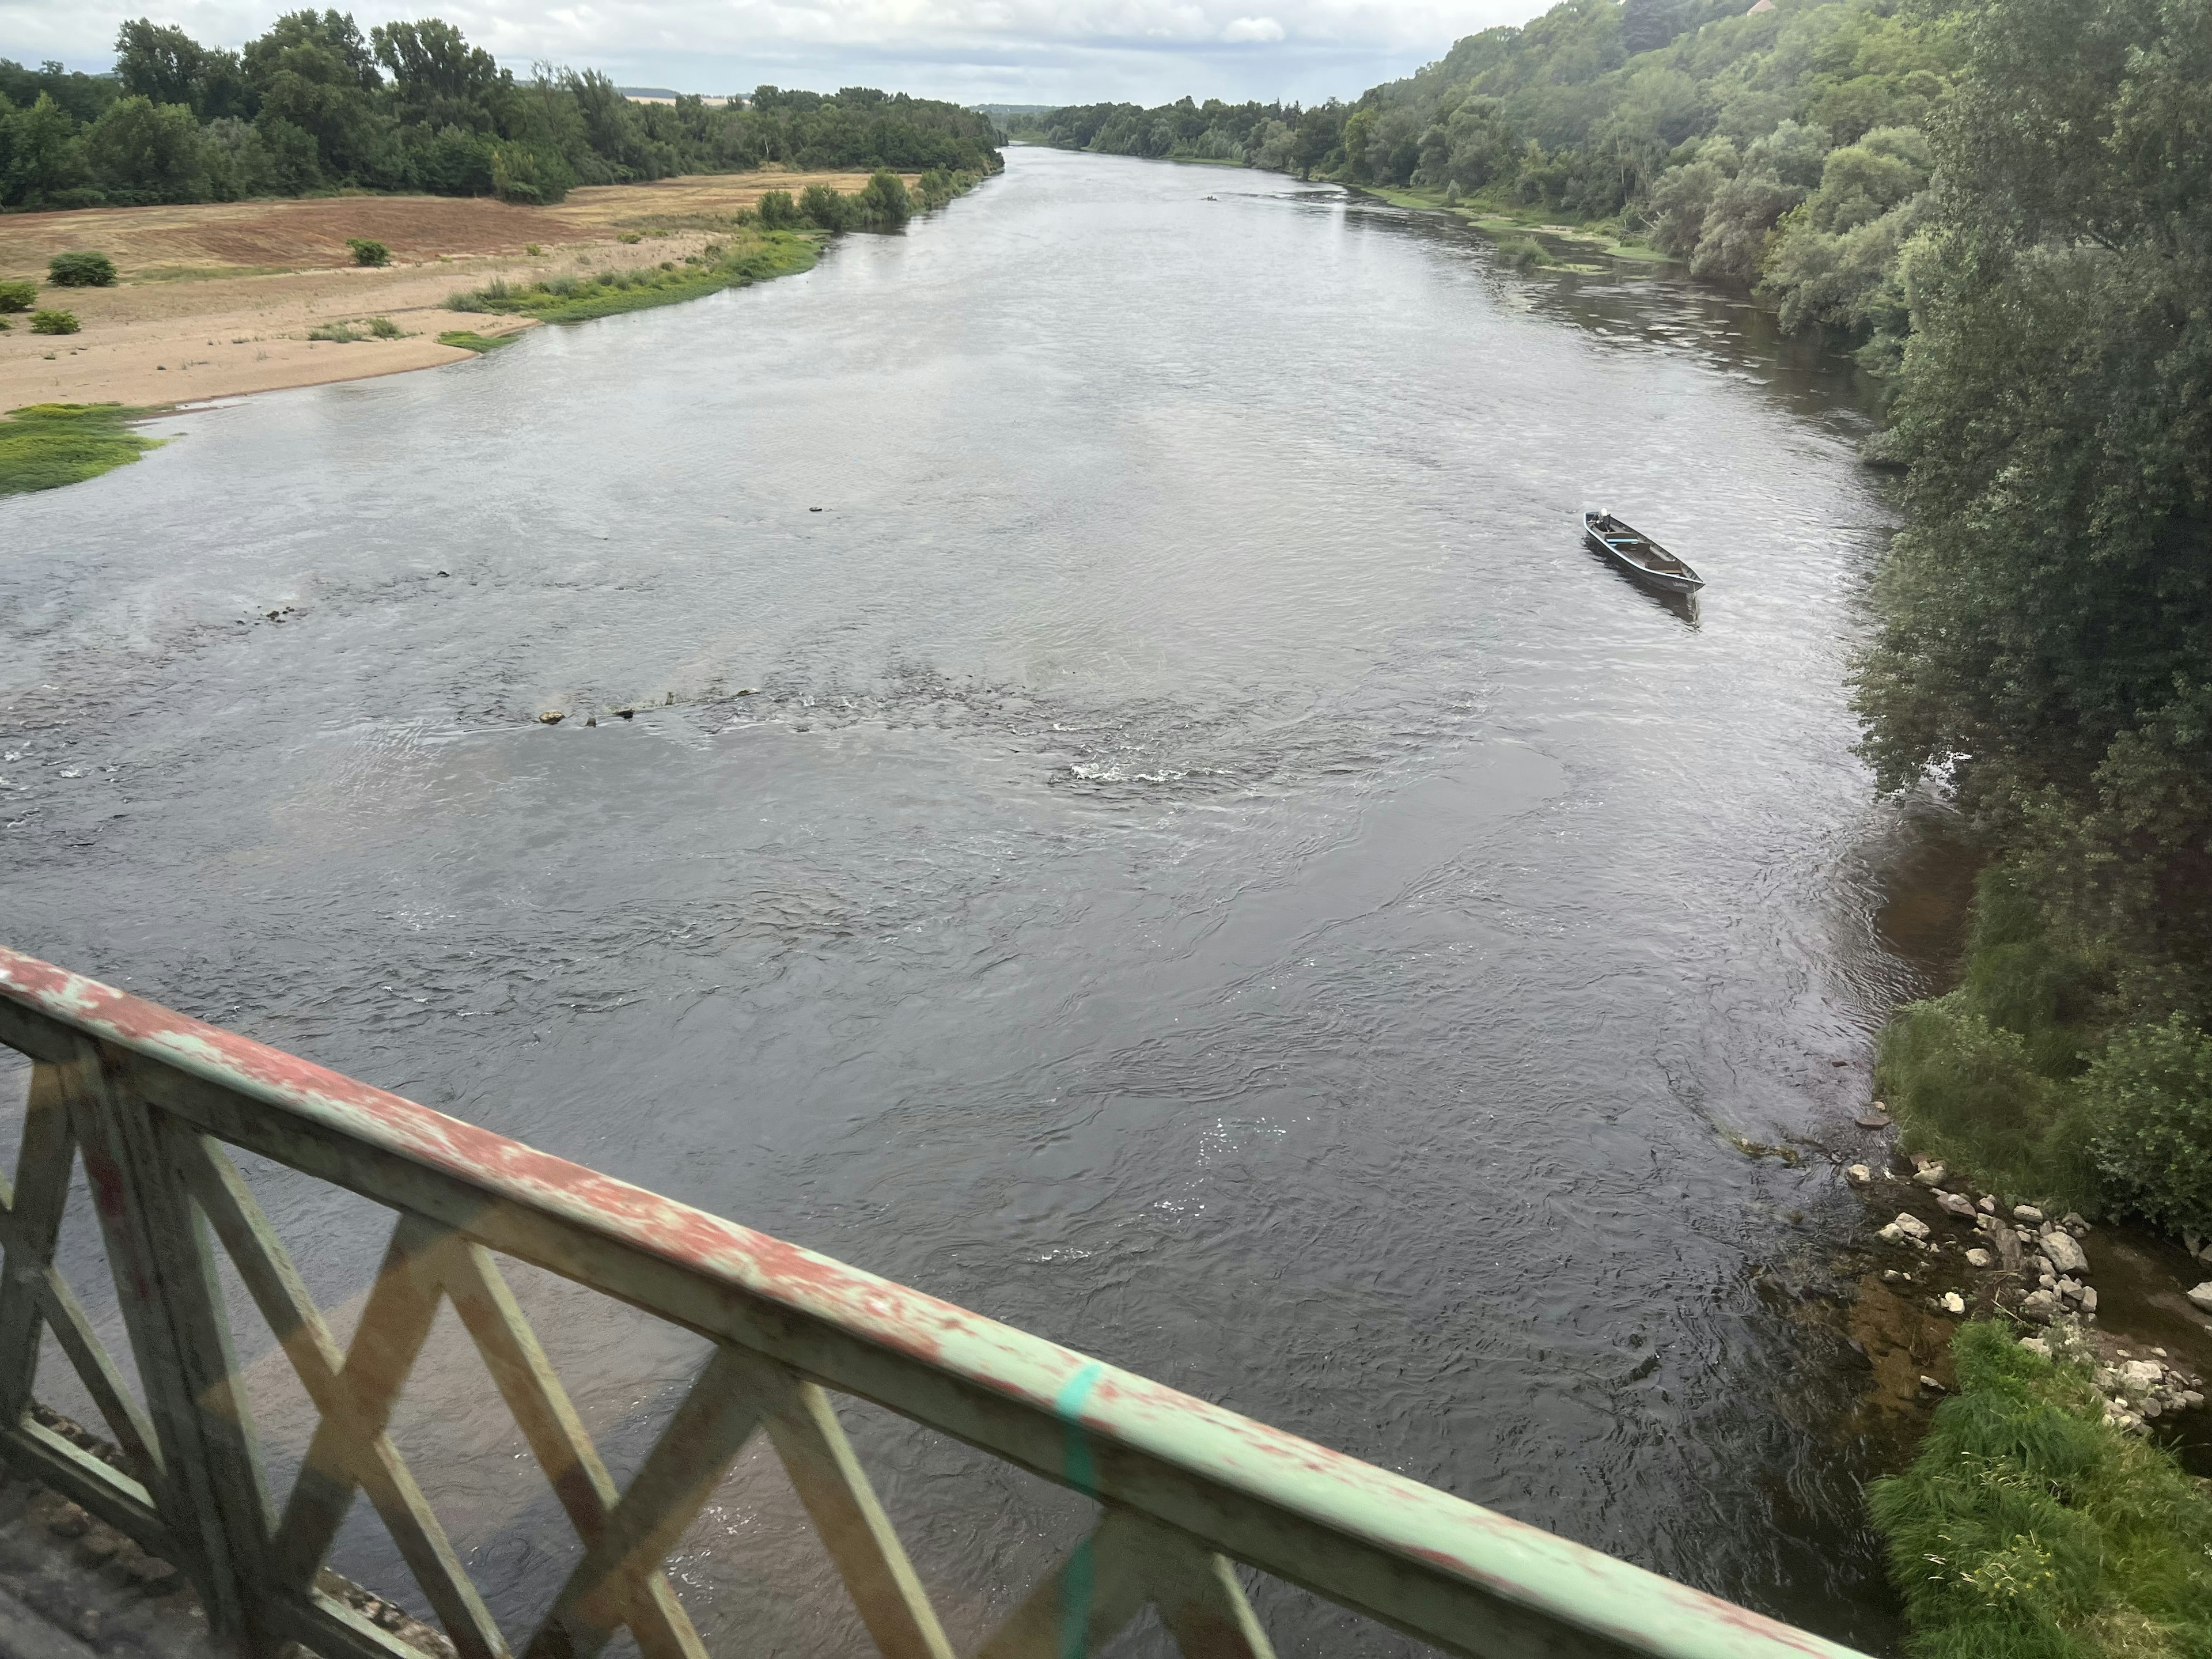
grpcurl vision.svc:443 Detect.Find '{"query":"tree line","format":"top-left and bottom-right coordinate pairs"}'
top-left (0, 13), bottom-right (1003, 210)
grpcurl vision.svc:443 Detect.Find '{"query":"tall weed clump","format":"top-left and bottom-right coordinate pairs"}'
top-left (1869, 1322), bottom-right (2212, 1659)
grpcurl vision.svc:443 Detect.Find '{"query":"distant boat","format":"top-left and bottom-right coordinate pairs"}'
top-left (1582, 511), bottom-right (1704, 592)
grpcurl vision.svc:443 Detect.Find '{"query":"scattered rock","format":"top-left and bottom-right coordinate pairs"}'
top-left (46, 1502), bottom-right (89, 1539)
top-left (2020, 1336), bottom-right (2052, 1357)
top-left (1918, 1374), bottom-right (1946, 1393)
top-left (1913, 1164), bottom-right (1948, 1188)
top-left (74, 1609), bottom-right (100, 1642)
top-left (1936, 1191), bottom-right (1978, 1218)
top-left (2081, 1286), bottom-right (2098, 1313)
top-left (2119, 1359), bottom-right (2163, 1392)
top-left (1978, 1195), bottom-right (1998, 1214)
top-left (1965, 1248), bottom-right (1994, 1269)
top-left (75, 1522), bottom-right (123, 1566)
top-left (2020, 1289), bottom-right (2061, 1321)
top-left (1940, 1291), bottom-right (1966, 1315)
top-left (1891, 1213), bottom-right (1932, 1242)
top-left (1846, 1164), bottom-right (1872, 1186)
top-left (2013, 1205), bottom-right (2044, 1224)
top-left (2043, 1230), bottom-right (2088, 1275)
top-left (584, 715), bottom-right (596, 727)
top-left (537, 711), bottom-right (563, 725)
top-left (2187, 1282), bottom-right (2212, 1312)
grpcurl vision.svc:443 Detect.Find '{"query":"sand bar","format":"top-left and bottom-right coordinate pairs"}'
top-left (0, 172), bottom-right (891, 409)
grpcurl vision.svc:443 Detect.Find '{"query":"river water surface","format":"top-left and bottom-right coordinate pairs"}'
top-left (2, 147), bottom-right (1917, 1653)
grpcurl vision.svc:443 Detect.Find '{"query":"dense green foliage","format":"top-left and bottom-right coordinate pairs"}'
top-left (1862, 0), bottom-right (2212, 1230)
top-left (0, 14), bottom-right (1001, 211)
top-left (1869, 1322), bottom-right (2212, 1659)
top-left (2082, 1018), bottom-right (2212, 1237)
top-left (346, 237), bottom-right (388, 266)
top-left (446, 228), bottom-right (820, 324)
top-left (46, 252), bottom-right (116, 287)
top-left (0, 404), bottom-right (161, 495)
top-left (29, 310), bottom-right (79, 335)
top-left (1033, 0), bottom-right (1959, 357)
top-left (0, 280), bottom-right (33, 311)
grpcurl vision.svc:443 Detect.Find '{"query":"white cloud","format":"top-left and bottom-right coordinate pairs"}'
top-left (0, 0), bottom-right (1548, 104)
top-left (1219, 15), bottom-right (1285, 41)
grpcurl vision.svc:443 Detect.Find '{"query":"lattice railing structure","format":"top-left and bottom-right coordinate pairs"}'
top-left (0, 947), bottom-right (1868, 1659)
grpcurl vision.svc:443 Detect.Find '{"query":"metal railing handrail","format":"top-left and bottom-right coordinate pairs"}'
top-left (0, 945), bottom-right (1867, 1659)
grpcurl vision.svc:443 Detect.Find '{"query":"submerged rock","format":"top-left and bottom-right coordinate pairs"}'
top-left (1846, 1163), bottom-right (1872, 1185)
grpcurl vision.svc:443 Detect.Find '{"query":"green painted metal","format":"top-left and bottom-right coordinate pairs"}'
top-left (0, 945), bottom-right (1876, 1659)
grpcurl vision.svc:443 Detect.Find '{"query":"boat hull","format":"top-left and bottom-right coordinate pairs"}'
top-left (1582, 515), bottom-right (1704, 592)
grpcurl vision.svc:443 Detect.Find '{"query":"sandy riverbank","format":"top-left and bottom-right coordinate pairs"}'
top-left (0, 173), bottom-right (889, 408)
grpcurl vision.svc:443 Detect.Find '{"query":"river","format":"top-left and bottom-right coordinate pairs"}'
top-left (0, 147), bottom-right (1919, 1653)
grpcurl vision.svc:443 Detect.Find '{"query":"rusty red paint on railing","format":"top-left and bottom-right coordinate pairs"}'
top-left (0, 946), bottom-right (1870, 1659)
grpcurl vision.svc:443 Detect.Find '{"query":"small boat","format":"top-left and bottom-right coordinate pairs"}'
top-left (1582, 511), bottom-right (1703, 592)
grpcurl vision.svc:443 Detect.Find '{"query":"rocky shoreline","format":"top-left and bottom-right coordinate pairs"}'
top-left (1843, 1139), bottom-right (2210, 1443)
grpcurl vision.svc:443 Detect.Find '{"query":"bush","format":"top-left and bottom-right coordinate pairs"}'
top-left (30, 310), bottom-right (81, 335)
top-left (1869, 1321), bottom-right (2212, 1658)
top-left (1493, 234), bottom-right (1551, 268)
top-left (1876, 991), bottom-right (2090, 1210)
top-left (307, 322), bottom-right (359, 343)
top-left (798, 184), bottom-right (855, 230)
top-left (857, 169), bottom-right (911, 226)
top-left (755, 190), bottom-right (800, 230)
top-left (47, 253), bottom-right (118, 288)
top-left (0, 281), bottom-right (36, 313)
top-left (2083, 1016), bottom-right (2212, 1236)
top-left (347, 239), bottom-right (390, 268)
top-left (368, 316), bottom-right (400, 339)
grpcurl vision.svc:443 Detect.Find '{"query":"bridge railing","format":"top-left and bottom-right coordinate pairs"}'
top-left (0, 946), bottom-right (1863, 1659)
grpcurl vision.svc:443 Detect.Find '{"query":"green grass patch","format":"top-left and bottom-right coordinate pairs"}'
top-left (0, 404), bottom-right (164, 497)
top-left (437, 329), bottom-right (522, 353)
top-left (446, 231), bottom-right (819, 325)
top-left (1871, 1320), bottom-right (2212, 1659)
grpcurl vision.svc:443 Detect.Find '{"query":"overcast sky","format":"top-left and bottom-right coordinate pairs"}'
top-left (1, 0), bottom-right (1544, 107)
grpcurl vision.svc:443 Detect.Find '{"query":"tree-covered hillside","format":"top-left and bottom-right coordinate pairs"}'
top-left (0, 14), bottom-right (1002, 210)
top-left (1035, 0), bottom-right (1957, 363)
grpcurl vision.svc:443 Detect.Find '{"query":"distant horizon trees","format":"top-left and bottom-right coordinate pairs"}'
top-left (0, 13), bottom-right (1002, 211)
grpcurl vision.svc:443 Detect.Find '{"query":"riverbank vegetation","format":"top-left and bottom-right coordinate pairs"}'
top-left (0, 16), bottom-right (1000, 212)
top-left (1871, 1321), bottom-right (2212, 1658)
top-left (0, 403), bottom-right (160, 495)
top-left (444, 168), bottom-right (973, 326)
top-left (1858, 0), bottom-right (2211, 1247)
top-left (447, 227), bottom-right (820, 324)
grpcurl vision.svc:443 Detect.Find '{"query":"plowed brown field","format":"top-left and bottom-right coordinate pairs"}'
top-left (0, 172), bottom-right (887, 409)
